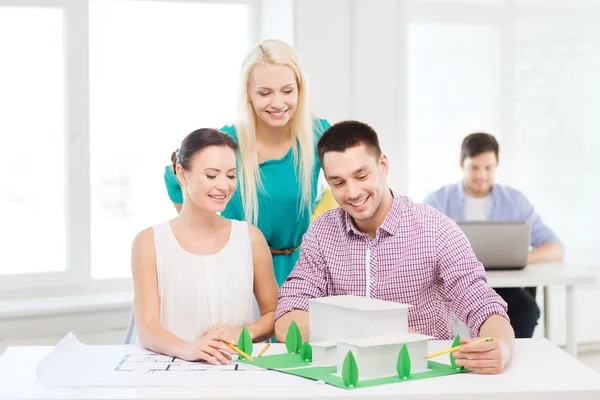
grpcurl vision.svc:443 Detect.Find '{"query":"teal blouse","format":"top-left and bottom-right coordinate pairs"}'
top-left (164, 118), bottom-right (331, 286)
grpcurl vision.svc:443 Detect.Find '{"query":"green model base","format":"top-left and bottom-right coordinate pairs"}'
top-left (239, 355), bottom-right (469, 390)
top-left (243, 353), bottom-right (313, 369)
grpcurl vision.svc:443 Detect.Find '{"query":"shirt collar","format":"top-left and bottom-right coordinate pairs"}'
top-left (458, 181), bottom-right (496, 202)
top-left (343, 190), bottom-right (404, 237)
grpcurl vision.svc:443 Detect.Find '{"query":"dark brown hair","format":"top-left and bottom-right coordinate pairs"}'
top-left (317, 120), bottom-right (382, 165)
top-left (171, 128), bottom-right (237, 173)
top-left (460, 133), bottom-right (499, 163)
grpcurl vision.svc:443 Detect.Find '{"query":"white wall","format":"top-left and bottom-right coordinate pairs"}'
top-left (259, 0), bottom-right (294, 43)
top-left (294, 0), bottom-right (408, 192)
top-left (0, 307), bottom-right (130, 355)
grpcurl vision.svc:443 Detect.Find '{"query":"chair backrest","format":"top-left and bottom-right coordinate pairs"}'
top-left (124, 308), bottom-right (136, 344)
top-left (311, 188), bottom-right (338, 223)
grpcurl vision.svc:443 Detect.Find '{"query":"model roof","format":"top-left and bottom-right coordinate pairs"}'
top-left (338, 333), bottom-right (432, 347)
top-left (310, 295), bottom-right (412, 311)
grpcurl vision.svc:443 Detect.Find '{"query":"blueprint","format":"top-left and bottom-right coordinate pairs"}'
top-left (115, 352), bottom-right (239, 373)
top-left (34, 332), bottom-right (314, 387)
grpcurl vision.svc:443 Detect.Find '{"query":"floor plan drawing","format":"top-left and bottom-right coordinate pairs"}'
top-left (115, 353), bottom-right (240, 373)
top-left (34, 332), bottom-right (321, 387)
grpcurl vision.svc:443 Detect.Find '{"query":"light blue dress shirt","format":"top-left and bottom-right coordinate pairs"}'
top-left (424, 182), bottom-right (561, 248)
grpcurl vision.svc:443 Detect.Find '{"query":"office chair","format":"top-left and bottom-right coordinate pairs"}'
top-left (124, 309), bottom-right (136, 344)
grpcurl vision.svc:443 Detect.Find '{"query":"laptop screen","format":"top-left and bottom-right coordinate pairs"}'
top-left (456, 221), bottom-right (531, 269)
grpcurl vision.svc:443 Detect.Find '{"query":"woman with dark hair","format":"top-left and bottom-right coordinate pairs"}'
top-left (132, 128), bottom-right (278, 364)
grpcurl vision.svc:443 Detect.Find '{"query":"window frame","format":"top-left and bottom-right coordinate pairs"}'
top-left (0, 0), bottom-right (259, 300)
top-left (404, 0), bottom-right (600, 198)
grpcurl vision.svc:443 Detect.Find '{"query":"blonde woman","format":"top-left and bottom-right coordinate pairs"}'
top-left (164, 39), bottom-right (335, 286)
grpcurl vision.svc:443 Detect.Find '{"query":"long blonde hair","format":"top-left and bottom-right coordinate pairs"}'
top-left (236, 39), bottom-right (315, 225)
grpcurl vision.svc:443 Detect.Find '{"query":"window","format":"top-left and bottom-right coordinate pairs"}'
top-left (408, 23), bottom-right (501, 201)
top-left (0, 7), bottom-right (66, 275)
top-left (405, 0), bottom-right (600, 343)
top-left (89, 0), bottom-right (249, 279)
top-left (512, 15), bottom-right (600, 264)
top-left (0, 0), bottom-right (256, 296)
top-left (406, 0), bottom-right (600, 264)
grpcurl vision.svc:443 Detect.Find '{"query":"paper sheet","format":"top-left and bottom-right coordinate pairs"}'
top-left (35, 332), bottom-right (316, 387)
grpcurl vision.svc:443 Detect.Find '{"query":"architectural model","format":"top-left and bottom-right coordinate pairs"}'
top-left (238, 294), bottom-right (468, 389)
top-left (309, 295), bottom-right (431, 379)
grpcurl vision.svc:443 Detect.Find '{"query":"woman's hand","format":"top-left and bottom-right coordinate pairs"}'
top-left (181, 334), bottom-right (236, 365)
top-left (203, 323), bottom-right (244, 345)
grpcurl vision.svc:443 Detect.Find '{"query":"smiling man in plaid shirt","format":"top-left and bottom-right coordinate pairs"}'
top-left (274, 120), bottom-right (515, 374)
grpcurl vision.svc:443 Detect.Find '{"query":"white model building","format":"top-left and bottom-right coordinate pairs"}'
top-left (309, 295), bottom-right (409, 343)
top-left (310, 341), bottom-right (337, 366)
top-left (308, 295), bottom-right (431, 380)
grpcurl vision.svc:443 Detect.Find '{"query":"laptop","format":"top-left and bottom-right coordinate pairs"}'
top-left (456, 220), bottom-right (531, 270)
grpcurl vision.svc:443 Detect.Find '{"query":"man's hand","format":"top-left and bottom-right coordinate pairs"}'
top-left (452, 337), bottom-right (511, 374)
top-left (203, 324), bottom-right (243, 345)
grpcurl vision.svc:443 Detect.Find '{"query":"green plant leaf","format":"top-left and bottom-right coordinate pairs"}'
top-left (342, 351), bottom-right (359, 387)
top-left (300, 342), bottom-right (313, 362)
top-left (286, 321), bottom-right (301, 354)
top-left (396, 343), bottom-right (411, 379)
top-left (237, 327), bottom-right (253, 360)
top-left (449, 334), bottom-right (464, 370)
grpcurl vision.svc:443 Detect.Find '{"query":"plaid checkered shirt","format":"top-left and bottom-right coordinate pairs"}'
top-left (275, 192), bottom-right (509, 339)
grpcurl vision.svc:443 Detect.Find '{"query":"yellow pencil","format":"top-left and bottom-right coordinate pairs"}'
top-left (258, 343), bottom-right (270, 357)
top-left (424, 337), bottom-right (493, 359)
top-left (225, 342), bottom-right (255, 362)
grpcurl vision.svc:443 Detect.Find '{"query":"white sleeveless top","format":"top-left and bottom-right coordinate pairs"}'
top-left (152, 219), bottom-right (254, 343)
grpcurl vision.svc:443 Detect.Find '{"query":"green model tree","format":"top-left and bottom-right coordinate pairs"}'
top-left (396, 343), bottom-right (411, 379)
top-left (342, 351), bottom-right (359, 387)
top-left (285, 321), bottom-right (303, 354)
top-left (236, 327), bottom-right (253, 360)
top-left (300, 342), bottom-right (313, 362)
top-left (449, 334), bottom-right (465, 371)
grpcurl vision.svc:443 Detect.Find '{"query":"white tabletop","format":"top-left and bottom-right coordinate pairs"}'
top-left (1, 340), bottom-right (599, 400)
top-left (486, 262), bottom-right (598, 288)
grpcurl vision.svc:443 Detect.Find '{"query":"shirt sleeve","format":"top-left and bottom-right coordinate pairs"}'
top-left (314, 118), bottom-right (332, 139)
top-left (436, 216), bottom-right (509, 337)
top-left (515, 192), bottom-right (561, 248)
top-left (423, 191), bottom-right (440, 210)
top-left (218, 124), bottom-right (238, 141)
top-left (275, 226), bottom-right (328, 320)
top-left (164, 165), bottom-right (183, 204)
top-left (313, 118), bottom-right (331, 167)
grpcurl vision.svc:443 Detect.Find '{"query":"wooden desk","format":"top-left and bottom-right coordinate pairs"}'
top-left (1, 340), bottom-right (599, 399)
top-left (486, 262), bottom-right (598, 357)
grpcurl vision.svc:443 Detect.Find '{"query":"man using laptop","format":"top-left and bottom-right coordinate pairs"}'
top-left (424, 133), bottom-right (564, 338)
top-left (276, 121), bottom-right (515, 374)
